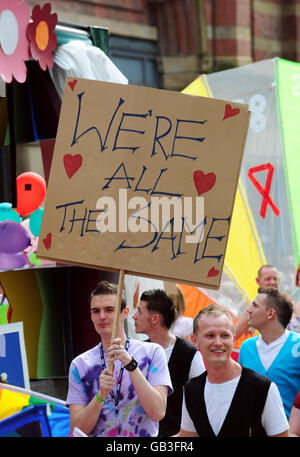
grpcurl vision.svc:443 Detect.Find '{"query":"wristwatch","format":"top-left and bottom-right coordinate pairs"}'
top-left (125, 356), bottom-right (138, 372)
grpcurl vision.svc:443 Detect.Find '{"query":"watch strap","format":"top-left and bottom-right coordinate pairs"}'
top-left (125, 356), bottom-right (138, 372)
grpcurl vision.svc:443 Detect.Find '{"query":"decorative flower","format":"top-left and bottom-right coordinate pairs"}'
top-left (0, 0), bottom-right (30, 83)
top-left (27, 2), bottom-right (57, 71)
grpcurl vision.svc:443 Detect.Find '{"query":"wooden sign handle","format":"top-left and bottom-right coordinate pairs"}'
top-left (108, 269), bottom-right (125, 371)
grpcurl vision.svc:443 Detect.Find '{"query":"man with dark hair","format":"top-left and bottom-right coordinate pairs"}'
top-left (138, 289), bottom-right (176, 329)
top-left (235, 264), bottom-right (280, 339)
top-left (239, 287), bottom-right (300, 419)
top-left (178, 304), bottom-right (289, 437)
top-left (66, 281), bottom-right (172, 437)
top-left (87, 280), bottom-right (127, 310)
top-left (133, 289), bottom-right (205, 436)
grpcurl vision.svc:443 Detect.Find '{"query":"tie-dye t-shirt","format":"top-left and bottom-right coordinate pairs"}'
top-left (66, 338), bottom-right (172, 437)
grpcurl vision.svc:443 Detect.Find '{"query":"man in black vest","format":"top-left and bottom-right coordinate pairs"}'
top-left (133, 288), bottom-right (205, 436)
top-left (178, 304), bottom-right (289, 437)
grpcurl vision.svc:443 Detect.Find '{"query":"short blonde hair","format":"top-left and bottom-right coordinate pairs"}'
top-left (193, 304), bottom-right (234, 334)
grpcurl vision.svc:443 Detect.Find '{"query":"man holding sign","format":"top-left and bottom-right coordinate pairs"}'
top-left (66, 281), bottom-right (172, 437)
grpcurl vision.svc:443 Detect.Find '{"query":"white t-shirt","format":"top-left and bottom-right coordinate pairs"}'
top-left (165, 341), bottom-right (205, 379)
top-left (256, 330), bottom-right (290, 371)
top-left (172, 316), bottom-right (193, 339)
top-left (181, 375), bottom-right (289, 436)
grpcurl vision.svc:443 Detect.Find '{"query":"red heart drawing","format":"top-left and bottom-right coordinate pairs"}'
top-left (223, 104), bottom-right (240, 120)
top-left (68, 79), bottom-right (78, 91)
top-left (63, 154), bottom-right (83, 179)
top-left (207, 267), bottom-right (220, 277)
top-left (43, 232), bottom-right (52, 250)
top-left (193, 170), bottom-right (216, 196)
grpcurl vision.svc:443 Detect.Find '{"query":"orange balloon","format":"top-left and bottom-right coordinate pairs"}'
top-left (16, 172), bottom-right (46, 216)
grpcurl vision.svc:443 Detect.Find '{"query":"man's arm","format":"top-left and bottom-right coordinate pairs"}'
top-left (262, 382), bottom-right (290, 437)
top-left (69, 366), bottom-right (114, 435)
top-left (235, 308), bottom-right (253, 339)
top-left (289, 402), bottom-right (300, 437)
top-left (69, 400), bottom-right (102, 436)
top-left (176, 428), bottom-right (199, 437)
top-left (269, 430), bottom-right (289, 437)
top-left (178, 389), bottom-right (199, 436)
top-left (129, 371), bottom-right (168, 421)
top-left (108, 338), bottom-right (168, 422)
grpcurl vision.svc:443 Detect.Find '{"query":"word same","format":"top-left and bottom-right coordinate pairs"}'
top-left (55, 196), bottom-right (230, 265)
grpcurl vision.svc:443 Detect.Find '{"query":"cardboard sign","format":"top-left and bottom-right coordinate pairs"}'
top-left (37, 78), bottom-right (249, 289)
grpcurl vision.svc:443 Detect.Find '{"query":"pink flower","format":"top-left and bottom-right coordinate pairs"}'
top-left (27, 3), bottom-right (57, 71)
top-left (0, 0), bottom-right (30, 83)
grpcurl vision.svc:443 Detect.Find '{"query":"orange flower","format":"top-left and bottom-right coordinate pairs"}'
top-left (27, 3), bottom-right (57, 71)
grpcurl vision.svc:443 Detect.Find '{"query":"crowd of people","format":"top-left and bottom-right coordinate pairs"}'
top-left (66, 264), bottom-right (300, 438)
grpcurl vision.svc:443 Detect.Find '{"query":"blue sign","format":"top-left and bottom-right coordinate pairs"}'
top-left (0, 323), bottom-right (29, 388)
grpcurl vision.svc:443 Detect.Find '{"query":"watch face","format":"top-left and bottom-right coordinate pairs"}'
top-left (126, 357), bottom-right (138, 371)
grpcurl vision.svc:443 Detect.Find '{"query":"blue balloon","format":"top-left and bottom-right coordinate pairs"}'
top-left (29, 207), bottom-right (44, 237)
top-left (0, 202), bottom-right (21, 223)
top-left (0, 220), bottom-right (31, 254)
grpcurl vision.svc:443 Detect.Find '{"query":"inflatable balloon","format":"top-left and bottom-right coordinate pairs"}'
top-left (29, 207), bottom-right (44, 237)
top-left (0, 202), bottom-right (21, 223)
top-left (21, 218), bottom-right (38, 254)
top-left (21, 215), bottom-right (54, 266)
top-left (0, 252), bottom-right (28, 270)
top-left (0, 220), bottom-right (31, 254)
top-left (16, 172), bottom-right (46, 216)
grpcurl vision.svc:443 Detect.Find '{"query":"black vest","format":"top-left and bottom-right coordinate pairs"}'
top-left (184, 366), bottom-right (271, 437)
top-left (159, 337), bottom-right (197, 436)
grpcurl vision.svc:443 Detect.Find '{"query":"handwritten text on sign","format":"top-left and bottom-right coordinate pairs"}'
top-left (37, 79), bottom-right (249, 289)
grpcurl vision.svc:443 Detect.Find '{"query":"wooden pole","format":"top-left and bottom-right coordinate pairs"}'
top-left (108, 269), bottom-right (125, 371)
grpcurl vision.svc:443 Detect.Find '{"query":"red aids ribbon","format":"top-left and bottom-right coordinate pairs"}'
top-left (248, 163), bottom-right (280, 218)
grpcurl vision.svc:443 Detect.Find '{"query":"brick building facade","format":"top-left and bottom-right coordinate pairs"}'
top-left (27, 0), bottom-right (300, 90)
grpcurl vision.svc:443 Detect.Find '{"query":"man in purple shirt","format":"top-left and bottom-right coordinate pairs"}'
top-left (66, 280), bottom-right (172, 437)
